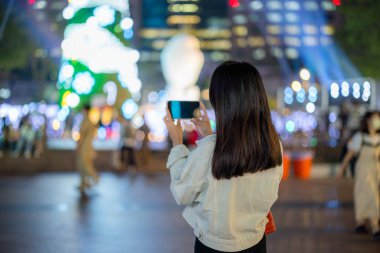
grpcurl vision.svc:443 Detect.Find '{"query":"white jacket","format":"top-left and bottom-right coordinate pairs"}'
top-left (166, 134), bottom-right (283, 252)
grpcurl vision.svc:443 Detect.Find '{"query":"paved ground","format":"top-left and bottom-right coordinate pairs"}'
top-left (0, 172), bottom-right (379, 253)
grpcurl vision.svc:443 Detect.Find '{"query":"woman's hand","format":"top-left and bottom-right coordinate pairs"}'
top-left (336, 150), bottom-right (356, 179)
top-left (335, 166), bottom-right (345, 179)
top-left (163, 108), bottom-right (183, 146)
top-left (192, 102), bottom-right (213, 138)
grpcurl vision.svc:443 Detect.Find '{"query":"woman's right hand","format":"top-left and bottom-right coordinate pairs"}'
top-left (335, 166), bottom-right (345, 179)
top-left (191, 102), bottom-right (213, 138)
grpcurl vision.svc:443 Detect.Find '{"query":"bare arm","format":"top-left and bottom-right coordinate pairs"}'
top-left (336, 150), bottom-right (357, 178)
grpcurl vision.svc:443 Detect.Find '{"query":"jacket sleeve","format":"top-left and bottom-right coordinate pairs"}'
top-left (166, 144), bottom-right (209, 206)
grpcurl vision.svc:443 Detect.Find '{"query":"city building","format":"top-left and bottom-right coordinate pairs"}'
top-left (228, 0), bottom-right (338, 69)
top-left (137, 0), bottom-right (231, 62)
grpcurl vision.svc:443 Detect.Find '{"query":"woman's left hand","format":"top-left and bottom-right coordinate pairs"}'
top-left (163, 108), bottom-right (183, 146)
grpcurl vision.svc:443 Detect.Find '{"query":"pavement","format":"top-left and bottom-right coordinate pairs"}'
top-left (0, 172), bottom-right (379, 253)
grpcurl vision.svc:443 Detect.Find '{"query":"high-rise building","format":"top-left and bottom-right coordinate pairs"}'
top-left (229, 0), bottom-right (337, 68)
top-left (137, 0), bottom-right (231, 62)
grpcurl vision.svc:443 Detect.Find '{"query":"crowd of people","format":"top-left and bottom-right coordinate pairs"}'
top-left (0, 116), bottom-right (46, 159)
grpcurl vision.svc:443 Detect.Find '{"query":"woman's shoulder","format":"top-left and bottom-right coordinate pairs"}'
top-left (187, 134), bottom-right (216, 161)
top-left (195, 134), bottom-right (216, 146)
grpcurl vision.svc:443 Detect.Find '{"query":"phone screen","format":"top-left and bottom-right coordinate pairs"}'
top-left (168, 101), bottom-right (200, 119)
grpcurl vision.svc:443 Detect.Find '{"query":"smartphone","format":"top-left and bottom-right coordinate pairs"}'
top-left (167, 101), bottom-right (200, 119)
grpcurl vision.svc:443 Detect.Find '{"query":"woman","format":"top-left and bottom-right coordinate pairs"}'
top-left (76, 105), bottom-right (99, 191)
top-left (338, 111), bottom-right (380, 241)
top-left (164, 61), bottom-right (283, 252)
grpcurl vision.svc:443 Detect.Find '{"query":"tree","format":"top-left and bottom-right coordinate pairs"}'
top-left (57, 0), bottom-right (141, 115)
top-left (335, 0), bottom-right (380, 79)
top-left (0, 1), bottom-right (35, 72)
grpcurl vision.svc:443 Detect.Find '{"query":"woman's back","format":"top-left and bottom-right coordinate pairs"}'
top-left (167, 134), bottom-right (282, 252)
top-left (164, 61), bottom-right (283, 252)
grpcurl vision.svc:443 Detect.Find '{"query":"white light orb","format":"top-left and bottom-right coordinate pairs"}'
top-left (250, 1), bottom-right (263, 10)
top-left (331, 82), bottom-right (339, 91)
top-left (0, 88), bottom-right (11, 99)
top-left (353, 82), bottom-right (360, 91)
top-left (341, 89), bottom-right (349, 97)
top-left (67, 93), bottom-right (80, 108)
top-left (131, 114), bottom-right (144, 129)
top-left (58, 63), bottom-right (74, 82)
top-left (121, 17), bottom-right (133, 30)
top-left (148, 91), bottom-right (159, 104)
top-left (363, 81), bottom-right (371, 90)
top-left (341, 81), bottom-right (349, 91)
top-left (308, 94), bottom-right (317, 103)
top-left (284, 96), bottom-right (294, 105)
top-left (122, 99), bottom-right (138, 119)
top-left (93, 5), bottom-right (115, 26)
top-left (306, 102), bottom-right (315, 113)
top-left (63, 7), bottom-right (75, 20)
top-left (329, 113), bottom-right (337, 123)
top-left (285, 120), bottom-right (296, 133)
top-left (291, 81), bottom-right (302, 92)
top-left (298, 88), bottom-right (306, 96)
top-left (284, 87), bottom-right (294, 97)
top-left (308, 86), bottom-right (317, 96)
top-left (300, 68), bottom-right (310, 80)
top-left (296, 93), bottom-right (305, 103)
top-left (363, 89), bottom-right (371, 97)
top-left (52, 119), bottom-right (61, 131)
top-left (330, 89), bottom-right (339, 99)
top-left (72, 72), bottom-right (95, 94)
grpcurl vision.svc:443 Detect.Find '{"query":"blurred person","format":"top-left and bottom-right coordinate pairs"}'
top-left (0, 117), bottom-right (10, 157)
top-left (164, 61), bottom-right (283, 253)
top-left (8, 123), bottom-right (18, 153)
top-left (338, 101), bottom-right (351, 139)
top-left (337, 111), bottom-right (380, 241)
top-left (119, 117), bottom-right (138, 172)
top-left (13, 118), bottom-right (36, 159)
top-left (339, 131), bottom-right (360, 178)
top-left (349, 102), bottom-right (365, 131)
top-left (138, 121), bottom-right (151, 170)
top-left (34, 117), bottom-right (46, 158)
top-left (76, 105), bottom-right (99, 192)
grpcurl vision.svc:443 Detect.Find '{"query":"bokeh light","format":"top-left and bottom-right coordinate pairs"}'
top-left (299, 68), bottom-right (310, 80)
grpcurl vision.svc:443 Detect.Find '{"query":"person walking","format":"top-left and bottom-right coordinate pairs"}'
top-left (164, 61), bottom-right (283, 253)
top-left (139, 121), bottom-right (151, 170)
top-left (338, 111), bottom-right (380, 241)
top-left (119, 117), bottom-right (138, 172)
top-left (76, 105), bottom-right (99, 192)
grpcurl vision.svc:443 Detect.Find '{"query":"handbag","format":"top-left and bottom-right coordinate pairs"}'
top-left (265, 211), bottom-right (276, 234)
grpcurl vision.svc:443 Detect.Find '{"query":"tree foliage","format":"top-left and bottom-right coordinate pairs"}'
top-left (335, 0), bottom-right (380, 79)
top-left (0, 2), bottom-right (35, 71)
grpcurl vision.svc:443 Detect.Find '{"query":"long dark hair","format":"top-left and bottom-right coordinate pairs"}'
top-left (360, 111), bottom-right (378, 134)
top-left (209, 61), bottom-right (282, 180)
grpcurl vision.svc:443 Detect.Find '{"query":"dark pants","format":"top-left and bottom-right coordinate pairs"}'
top-left (194, 235), bottom-right (266, 253)
top-left (120, 146), bottom-right (137, 167)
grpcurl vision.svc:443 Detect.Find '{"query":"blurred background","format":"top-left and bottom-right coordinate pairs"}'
top-left (0, 1), bottom-right (379, 252)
